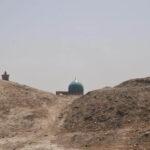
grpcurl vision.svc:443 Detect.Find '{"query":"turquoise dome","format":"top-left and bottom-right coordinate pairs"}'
top-left (68, 78), bottom-right (84, 95)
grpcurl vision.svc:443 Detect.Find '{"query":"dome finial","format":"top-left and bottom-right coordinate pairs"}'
top-left (74, 76), bottom-right (78, 82)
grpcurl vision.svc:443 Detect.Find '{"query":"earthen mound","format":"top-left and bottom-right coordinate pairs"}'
top-left (60, 77), bottom-right (150, 149)
top-left (0, 80), bottom-right (57, 138)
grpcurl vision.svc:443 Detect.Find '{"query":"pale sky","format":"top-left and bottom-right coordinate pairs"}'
top-left (0, 0), bottom-right (150, 93)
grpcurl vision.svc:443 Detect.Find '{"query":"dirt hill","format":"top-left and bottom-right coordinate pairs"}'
top-left (0, 80), bottom-right (77, 150)
top-left (0, 80), bottom-right (55, 138)
top-left (58, 77), bottom-right (150, 149)
top-left (0, 78), bottom-right (150, 150)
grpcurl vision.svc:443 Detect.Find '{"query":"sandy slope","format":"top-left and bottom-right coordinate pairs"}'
top-left (0, 80), bottom-right (78, 150)
top-left (59, 77), bottom-right (150, 149)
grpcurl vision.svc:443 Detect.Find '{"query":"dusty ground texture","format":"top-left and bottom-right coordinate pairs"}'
top-left (0, 80), bottom-right (78, 150)
top-left (0, 77), bottom-right (150, 150)
top-left (58, 77), bottom-right (150, 150)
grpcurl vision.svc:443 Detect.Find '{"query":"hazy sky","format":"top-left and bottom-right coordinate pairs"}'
top-left (0, 0), bottom-right (150, 93)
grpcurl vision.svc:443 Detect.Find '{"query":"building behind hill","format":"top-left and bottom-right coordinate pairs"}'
top-left (2, 71), bottom-right (9, 81)
top-left (1, 71), bottom-right (84, 95)
top-left (56, 78), bottom-right (84, 95)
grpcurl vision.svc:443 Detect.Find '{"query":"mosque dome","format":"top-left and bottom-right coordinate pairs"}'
top-left (68, 78), bottom-right (84, 95)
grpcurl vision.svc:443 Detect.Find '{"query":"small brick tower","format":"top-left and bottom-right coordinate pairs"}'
top-left (2, 71), bottom-right (9, 81)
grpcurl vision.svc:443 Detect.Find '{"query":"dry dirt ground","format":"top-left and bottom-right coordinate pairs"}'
top-left (58, 77), bottom-right (150, 150)
top-left (0, 78), bottom-right (150, 150)
top-left (0, 80), bottom-right (79, 150)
